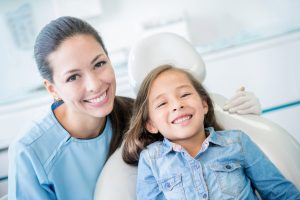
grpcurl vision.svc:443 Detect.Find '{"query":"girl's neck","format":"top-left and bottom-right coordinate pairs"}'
top-left (54, 104), bottom-right (106, 139)
top-left (174, 130), bottom-right (207, 158)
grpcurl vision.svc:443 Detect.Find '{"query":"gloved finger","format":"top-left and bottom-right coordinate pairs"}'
top-left (237, 86), bottom-right (245, 92)
top-left (228, 101), bottom-right (253, 113)
top-left (226, 91), bottom-right (247, 103)
top-left (236, 106), bottom-right (260, 115)
top-left (223, 95), bottom-right (251, 110)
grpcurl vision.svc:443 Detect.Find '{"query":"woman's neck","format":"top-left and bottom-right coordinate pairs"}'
top-left (54, 104), bottom-right (106, 139)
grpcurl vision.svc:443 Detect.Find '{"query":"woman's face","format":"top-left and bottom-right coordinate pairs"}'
top-left (45, 34), bottom-right (116, 118)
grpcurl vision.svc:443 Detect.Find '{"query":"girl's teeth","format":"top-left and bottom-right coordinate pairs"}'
top-left (173, 116), bottom-right (191, 124)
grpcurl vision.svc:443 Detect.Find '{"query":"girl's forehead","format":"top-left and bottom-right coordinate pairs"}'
top-left (154, 70), bottom-right (191, 86)
top-left (149, 70), bottom-right (194, 97)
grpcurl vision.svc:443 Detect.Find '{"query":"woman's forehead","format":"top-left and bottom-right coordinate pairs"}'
top-left (48, 35), bottom-right (105, 74)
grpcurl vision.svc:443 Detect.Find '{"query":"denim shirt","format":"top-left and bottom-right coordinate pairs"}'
top-left (136, 128), bottom-right (300, 200)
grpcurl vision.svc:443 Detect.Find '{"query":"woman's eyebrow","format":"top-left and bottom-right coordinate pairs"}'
top-left (91, 54), bottom-right (104, 65)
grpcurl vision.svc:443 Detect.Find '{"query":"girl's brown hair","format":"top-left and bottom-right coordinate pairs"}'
top-left (122, 65), bottom-right (222, 165)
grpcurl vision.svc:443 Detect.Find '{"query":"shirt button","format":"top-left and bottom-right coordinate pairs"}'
top-left (225, 164), bottom-right (231, 169)
top-left (166, 183), bottom-right (171, 189)
top-left (203, 193), bottom-right (207, 199)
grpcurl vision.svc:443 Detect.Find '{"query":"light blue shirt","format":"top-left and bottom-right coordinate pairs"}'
top-left (137, 127), bottom-right (300, 200)
top-left (8, 103), bottom-right (112, 200)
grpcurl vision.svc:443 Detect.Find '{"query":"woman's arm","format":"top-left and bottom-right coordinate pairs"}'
top-left (241, 132), bottom-right (300, 199)
top-left (136, 150), bottom-right (165, 200)
top-left (8, 141), bottom-right (55, 199)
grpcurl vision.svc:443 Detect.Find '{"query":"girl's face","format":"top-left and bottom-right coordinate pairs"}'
top-left (45, 34), bottom-right (116, 119)
top-left (146, 70), bottom-right (208, 145)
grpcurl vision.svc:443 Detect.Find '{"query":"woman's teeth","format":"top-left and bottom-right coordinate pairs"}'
top-left (88, 92), bottom-right (106, 103)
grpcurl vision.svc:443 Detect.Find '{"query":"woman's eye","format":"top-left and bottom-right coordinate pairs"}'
top-left (181, 93), bottom-right (191, 98)
top-left (66, 74), bottom-right (79, 82)
top-left (94, 61), bottom-right (106, 69)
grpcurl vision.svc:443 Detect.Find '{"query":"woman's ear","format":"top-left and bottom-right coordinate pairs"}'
top-left (146, 120), bottom-right (158, 134)
top-left (44, 79), bottom-right (60, 101)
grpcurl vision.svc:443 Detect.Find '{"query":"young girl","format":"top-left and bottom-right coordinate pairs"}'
top-left (122, 64), bottom-right (300, 200)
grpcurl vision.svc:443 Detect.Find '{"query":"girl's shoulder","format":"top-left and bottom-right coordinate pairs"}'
top-left (212, 129), bottom-right (250, 145)
top-left (141, 141), bottom-right (165, 159)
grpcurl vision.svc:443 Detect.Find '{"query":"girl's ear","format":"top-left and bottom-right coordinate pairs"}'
top-left (146, 120), bottom-right (159, 134)
top-left (202, 100), bottom-right (209, 115)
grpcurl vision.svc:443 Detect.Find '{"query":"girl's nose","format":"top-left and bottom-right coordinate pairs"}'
top-left (172, 103), bottom-right (184, 112)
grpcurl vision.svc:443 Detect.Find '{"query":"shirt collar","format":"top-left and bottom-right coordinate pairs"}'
top-left (205, 127), bottom-right (228, 147)
top-left (161, 127), bottom-right (227, 155)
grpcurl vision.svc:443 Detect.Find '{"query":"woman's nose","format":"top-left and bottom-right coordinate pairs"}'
top-left (86, 73), bottom-right (100, 92)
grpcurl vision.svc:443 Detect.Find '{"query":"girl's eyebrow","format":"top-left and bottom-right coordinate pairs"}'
top-left (151, 84), bottom-right (192, 101)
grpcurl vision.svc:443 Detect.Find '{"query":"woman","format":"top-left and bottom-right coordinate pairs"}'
top-left (8, 16), bottom-right (261, 199)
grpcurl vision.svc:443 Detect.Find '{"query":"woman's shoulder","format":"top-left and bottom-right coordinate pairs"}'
top-left (10, 110), bottom-right (67, 154)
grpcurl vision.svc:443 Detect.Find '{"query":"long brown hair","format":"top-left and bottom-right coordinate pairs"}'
top-left (122, 65), bottom-right (222, 165)
top-left (108, 96), bottom-right (134, 158)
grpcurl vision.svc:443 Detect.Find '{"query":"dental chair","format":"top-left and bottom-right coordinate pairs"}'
top-left (94, 33), bottom-right (300, 200)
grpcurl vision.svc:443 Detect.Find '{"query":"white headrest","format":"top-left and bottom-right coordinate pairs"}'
top-left (128, 32), bottom-right (206, 94)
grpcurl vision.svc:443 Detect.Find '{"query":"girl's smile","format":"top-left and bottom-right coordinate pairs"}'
top-left (171, 113), bottom-right (193, 125)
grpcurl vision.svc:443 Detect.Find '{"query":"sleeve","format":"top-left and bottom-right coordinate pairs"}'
top-left (136, 150), bottom-right (165, 200)
top-left (8, 141), bottom-right (55, 200)
top-left (240, 132), bottom-right (300, 199)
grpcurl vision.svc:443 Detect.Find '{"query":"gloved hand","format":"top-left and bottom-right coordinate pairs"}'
top-left (223, 87), bottom-right (261, 115)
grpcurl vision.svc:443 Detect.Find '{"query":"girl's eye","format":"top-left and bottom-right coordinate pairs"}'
top-left (66, 74), bottom-right (79, 82)
top-left (94, 61), bottom-right (106, 69)
top-left (181, 93), bottom-right (191, 98)
top-left (157, 102), bottom-right (166, 108)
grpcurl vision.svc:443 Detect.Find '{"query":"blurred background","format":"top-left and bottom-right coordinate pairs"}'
top-left (1, 0), bottom-right (300, 196)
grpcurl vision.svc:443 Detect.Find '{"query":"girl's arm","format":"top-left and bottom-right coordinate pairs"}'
top-left (136, 150), bottom-right (165, 200)
top-left (241, 132), bottom-right (300, 199)
top-left (8, 141), bottom-right (55, 199)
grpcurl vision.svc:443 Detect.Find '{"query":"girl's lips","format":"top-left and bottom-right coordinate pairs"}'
top-left (172, 114), bottom-right (192, 124)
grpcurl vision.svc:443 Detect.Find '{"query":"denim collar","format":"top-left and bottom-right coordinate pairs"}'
top-left (161, 127), bottom-right (227, 155)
